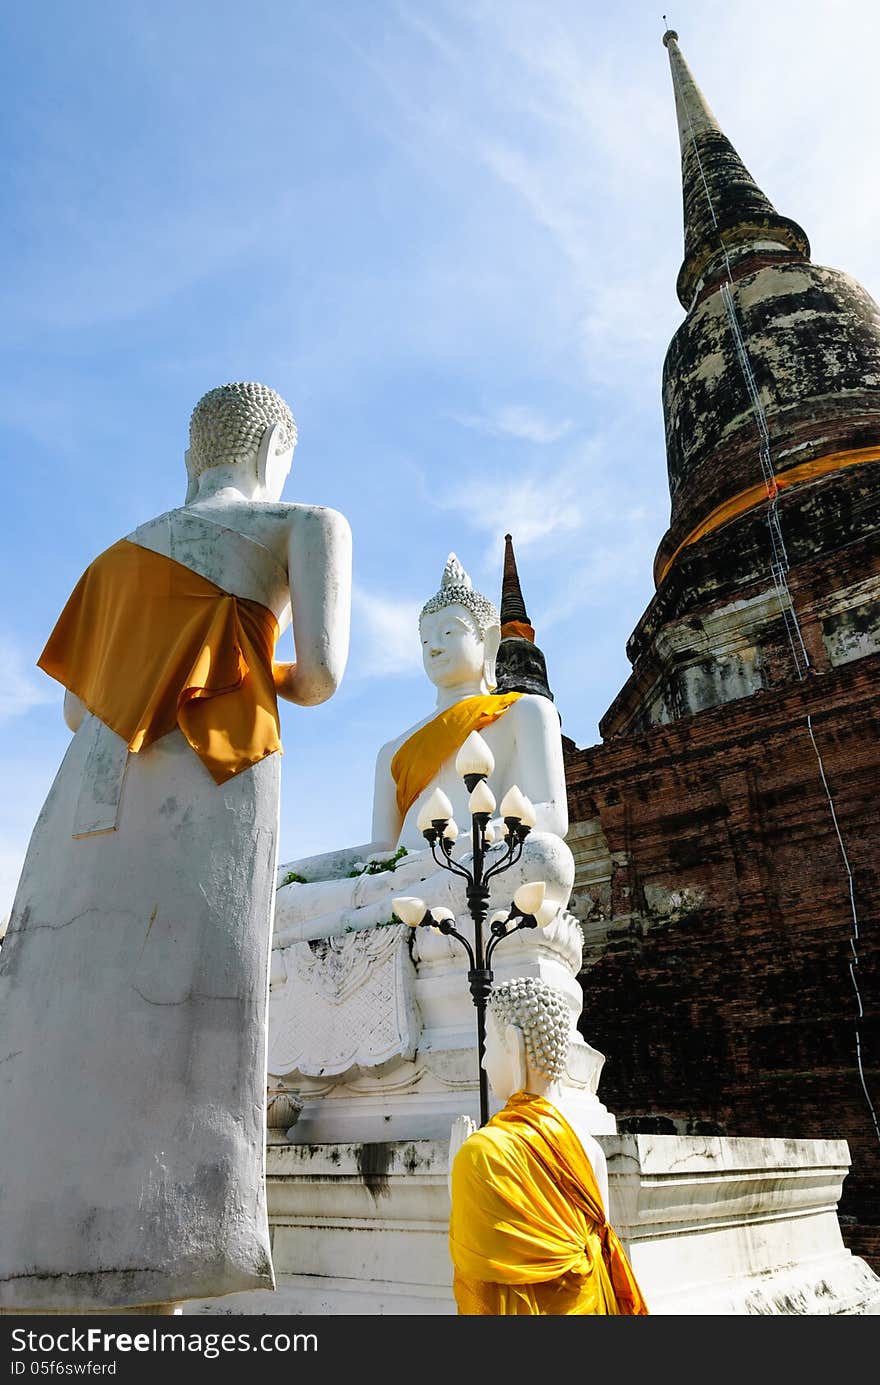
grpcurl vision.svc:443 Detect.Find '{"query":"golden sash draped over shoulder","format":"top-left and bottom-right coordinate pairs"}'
top-left (38, 538), bottom-right (282, 785)
top-left (390, 693), bottom-right (523, 819)
top-left (449, 1092), bottom-right (649, 1316)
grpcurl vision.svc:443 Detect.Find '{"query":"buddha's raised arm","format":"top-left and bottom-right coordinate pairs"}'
top-left (274, 505), bottom-right (352, 707)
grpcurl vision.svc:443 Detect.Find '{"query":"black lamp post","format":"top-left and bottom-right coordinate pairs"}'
top-left (393, 734), bottom-right (555, 1127)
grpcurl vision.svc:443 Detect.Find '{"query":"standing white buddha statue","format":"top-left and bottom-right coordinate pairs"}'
top-left (0, 381), bottom-right (352, 1314)
top-left (268, 556), bottom-right (615, 1142)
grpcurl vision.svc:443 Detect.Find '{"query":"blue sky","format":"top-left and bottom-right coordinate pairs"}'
top-left (2, 0), bottom-right (879, 917)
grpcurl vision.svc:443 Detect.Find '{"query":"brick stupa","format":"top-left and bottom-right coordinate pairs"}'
top-left (562, 30), bottom-right (880, 1272)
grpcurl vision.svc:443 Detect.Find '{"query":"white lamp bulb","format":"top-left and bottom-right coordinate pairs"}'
top-left (535, 899), bottom-right (560, 928)
top-left (499, 785), bottom-right (529, 821)
top-left (455, 730), bottom-right (495, 778)
top-left (443, 820), bottom-right (460, 841)
top-left (392, 896), bottom-right (428, 928)
top-left (513, 880), bottom-right (546, 917)
top-left (468, 780), bottom-right (496, 815)
top-left (422, 787), bottom-right (454, 824)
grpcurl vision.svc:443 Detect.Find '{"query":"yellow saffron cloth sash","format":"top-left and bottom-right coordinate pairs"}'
top-left (449, 1092), bottom-right (649, 1316)
top-left (37, 539), bottom-right (282, 786)
top-left (501, 618), bottom-right (535, 641)
top-left (390, 693), bottom-right (522, 820)
top-left (655, 443), bottom-right (880, 587)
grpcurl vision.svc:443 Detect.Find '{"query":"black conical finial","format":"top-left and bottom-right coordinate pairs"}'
top-left (500, 533), bottom-right (533, 638)
top-left (494, 535), bottom-right (554, 704)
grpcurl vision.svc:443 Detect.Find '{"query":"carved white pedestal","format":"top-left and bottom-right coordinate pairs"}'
top-left (184, 1133), bottom-right (880, 1316)
top-left (268, 911), bottom-right (615, 1142)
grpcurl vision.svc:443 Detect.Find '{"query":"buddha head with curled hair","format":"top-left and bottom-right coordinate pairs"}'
top-left (419, 555), bottom-right (501, 694)
top-left (186, 382), bottom-right (298, 501)
top-left (486, 976), bottom-right (571, 1085)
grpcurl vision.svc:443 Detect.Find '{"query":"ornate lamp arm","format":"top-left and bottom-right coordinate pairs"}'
top-left (485, 909), bottom-right (537, 968)
top-left (425, 830), bottom-right (473, 882)
top-left (421, 911), bottom-right (476, 971)
top-left (484, 826), bottom-right (528, 884)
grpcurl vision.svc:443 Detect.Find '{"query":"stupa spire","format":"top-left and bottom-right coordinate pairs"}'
top-left (494, 535), bottom-right (554, 703)
top-left (500, 533), bottom-right (535, 641)
top-left (600, 28), bottom-right (880, 739)
top-left (662, 29), bottom-right (809, 308)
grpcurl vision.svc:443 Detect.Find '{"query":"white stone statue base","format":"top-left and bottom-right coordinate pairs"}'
top-left (268, 911), bottom-right (616, 1142)
top-left (183, 1132), bottom-right (880, 1316)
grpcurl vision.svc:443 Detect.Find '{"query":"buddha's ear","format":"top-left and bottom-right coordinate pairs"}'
top-left (505, 1023), bottom-right (528, 1093)
top-left (256, 421), bottom-right (286, 490)
top-left (484, 624), bottom-right (501, 690)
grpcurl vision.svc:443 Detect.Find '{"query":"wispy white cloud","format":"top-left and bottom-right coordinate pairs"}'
top-left (350, 585), bottom-right (423, 678)
top-left (392, 1), bottom-right (463, 66)
top-left (539, 520), bottom-right (661, 630)
top-left (0, 636), bottom-right (56, 724)
top-left (436, 422), bottom-right (637, 558)
top-left (340, 0), bottom-right (880, 400)
top-left (475, 137), bottom-right (587, 270)
top-left (425, 406), bottom-right (669, 676)
top-left (332, 2), bottom-right (683, 387)
top-left (452, 405), bottom-right (573, 444)
top-left (439, 462), bottom-right (586, 562)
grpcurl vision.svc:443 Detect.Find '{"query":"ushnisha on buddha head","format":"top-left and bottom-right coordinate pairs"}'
top-left (419, 555), bottom-right (502, 695)
top-left (185, 381), bottom-right (298, 502)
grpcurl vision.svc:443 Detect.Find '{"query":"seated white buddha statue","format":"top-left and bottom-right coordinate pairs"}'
top-left (272, 554), bottom-right (575, 948)
top-left (268, 557), bottom-right (614, 1139)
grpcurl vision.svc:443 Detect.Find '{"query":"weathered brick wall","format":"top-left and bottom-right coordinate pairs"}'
top-left (564, 654), bottom-right (880, 1269)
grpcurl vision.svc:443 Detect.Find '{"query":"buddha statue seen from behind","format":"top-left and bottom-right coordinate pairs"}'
top-left (0, 381), bottom-right (352, 1312)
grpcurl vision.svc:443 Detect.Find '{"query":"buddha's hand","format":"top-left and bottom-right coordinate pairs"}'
top-left (448, 1114), bottom-right (478, 1196)
top-left (371, 848), bottom-right (436, 888)
top-left (272, 660), bottom-right (296, 689)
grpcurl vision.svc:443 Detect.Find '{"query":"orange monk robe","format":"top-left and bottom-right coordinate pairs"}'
top-left (390, 693), bottom-right (523, 820)
top-left (449, 1091), bottom-right (649, 1316)
top-left (37, 538), bottom-right (282, 785)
